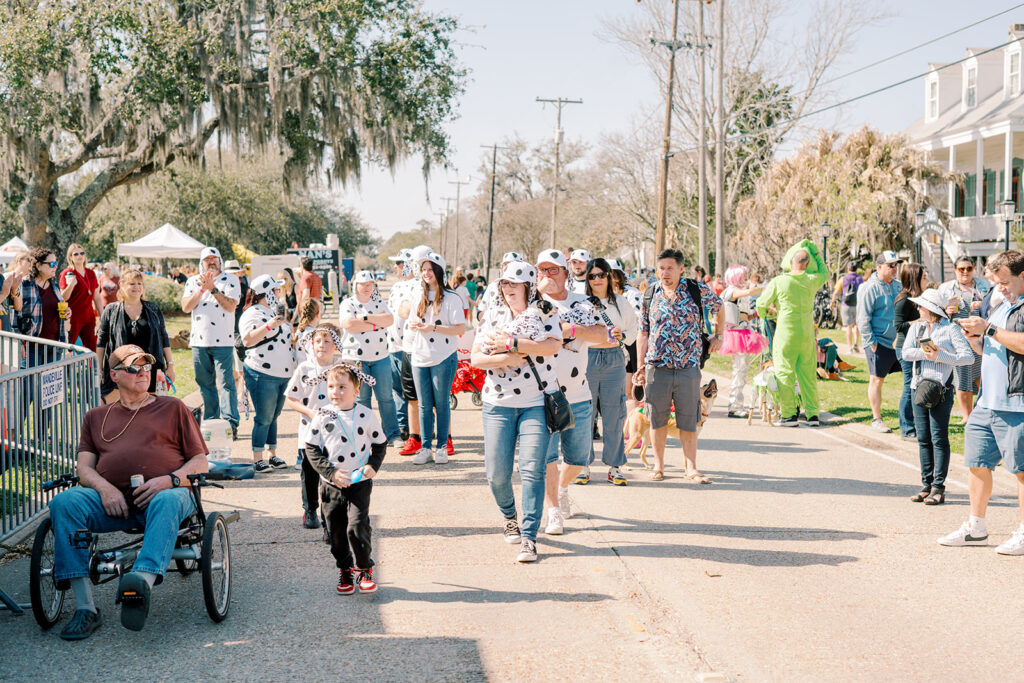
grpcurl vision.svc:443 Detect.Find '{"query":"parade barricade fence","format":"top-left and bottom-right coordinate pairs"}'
top-left (0, 330), bottom-right (99, 615)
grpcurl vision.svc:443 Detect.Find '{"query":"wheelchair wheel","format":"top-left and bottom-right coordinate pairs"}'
top-left (175, 558), bottom-right (198, 576)
top-left (30, 518), bottom-right (66, 629)
top-left (201, 512), bottom-right (231, 622)
top-left (471, 391), bottom-right (483, 407)
top-left (449, 394), bottom-right (458, 410)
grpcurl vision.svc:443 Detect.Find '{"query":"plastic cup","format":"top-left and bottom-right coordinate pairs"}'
top-left (57, 302), bottom-right (69, 318)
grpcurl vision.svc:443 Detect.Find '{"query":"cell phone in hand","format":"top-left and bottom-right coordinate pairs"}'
top-left (920, 337), bottom-right (937, 353)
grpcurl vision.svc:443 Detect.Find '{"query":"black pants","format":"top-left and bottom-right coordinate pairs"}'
top-left (300, 451), bottom-right (320, 515)
top-left (320, 479), bottom-right (374, 570)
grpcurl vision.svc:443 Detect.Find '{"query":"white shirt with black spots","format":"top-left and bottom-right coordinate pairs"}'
top-left (623, 285), bottom-right (643, 321)
top-left (475, 281), bottom-right (500, 321)
top-left (400, 285), bottom-right (423, 354)
top-left (238, 304), bottom-right (296, 378)
top-left (183, 272), bottom-right (241, 347)
top-left (338, 295), bottom-right (391, 362)
top-left (285, 359), bottom-right (332, 447)
top-left (307, 404), bottom-right (387, 479)
top-left (477, 306), bottom-right (561, 409)
top-left (408, 290), bottom-right (466, 367)
top-left (543, 291), bottom-right (599, 403)
top-left (569, 278), bottom-right (588, 295)
top-left (387, 278), bottom-right (415, 354)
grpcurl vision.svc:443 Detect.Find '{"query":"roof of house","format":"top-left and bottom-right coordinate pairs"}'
top-left (905, 85), bottom-right (1024, 145)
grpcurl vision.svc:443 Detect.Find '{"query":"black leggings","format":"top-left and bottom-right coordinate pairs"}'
top-left (300, 450), bottom-right (320, 515)
top-left (320, 480), bottom-right (373, 570)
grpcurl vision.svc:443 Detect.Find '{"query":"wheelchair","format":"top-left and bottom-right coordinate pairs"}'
top-left (29, 472), bottom-right (239, 630)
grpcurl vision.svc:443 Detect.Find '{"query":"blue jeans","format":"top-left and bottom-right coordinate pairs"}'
top-left (912, 386), bottom-right (954, 490)
top-left (358, 356), bottom-right (401, 441)
top-left (243, 366), bottom-right (289, 453)
top-left (482, 403), bottom-right (551, 540)
top-left (192, 346), bottom-right (239, 428)
top-left (389, 352), bottom-right (409, 433)
top-left (895, 346), bottom-right (915, 436)
top-left (411, 353), bottom-right (458, 450)
top-left (545, 400), bottom-right (595, 466)
top-left (587, 347), bottom-right (627, 468)
top-left (50, 486), bottom-right (195, 582)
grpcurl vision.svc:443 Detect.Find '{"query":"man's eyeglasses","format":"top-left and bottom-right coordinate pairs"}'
top-left (115, 363), bottom-right (152, 375)
top-left (537, 266), bottom-right (563, 275)
top-left (587, 272), bottom-right (607, 280)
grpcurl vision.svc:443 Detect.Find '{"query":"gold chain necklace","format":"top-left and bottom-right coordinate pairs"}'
top-left (99, 398), bottom-right (149, 442)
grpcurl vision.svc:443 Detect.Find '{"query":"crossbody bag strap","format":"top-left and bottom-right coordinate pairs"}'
top-left (684, 279), bottom-right (710, 335)
top-left (523, 356), bottom-right (548, 394)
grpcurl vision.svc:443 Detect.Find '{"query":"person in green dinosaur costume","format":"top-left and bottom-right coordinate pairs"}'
top-left (755, 239), bottom-right (829, 426)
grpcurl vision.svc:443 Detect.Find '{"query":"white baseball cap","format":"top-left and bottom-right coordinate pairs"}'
top-left (501, 251), bottom-right (525, 264)
top-left (352, 270), bottom-right (376, 283)
top-left (250, 274), bottom-right (285, 297)
top-left (535, 249), bottom-right (567, 269)
top-left (606, 259), bottom-right (624, 272)
top-left (388, 248), bottom-right (412, 262)
top-left (875, 250), bottom-right (902, 266)
top-left (569, 249), bottom-right (591, 263)
top-left (200, 246), bottom-right (221, 262)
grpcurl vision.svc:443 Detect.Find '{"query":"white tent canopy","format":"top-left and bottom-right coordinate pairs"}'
top-left (117, 223), bottom-right (205, 259)
top-left (0, 236), bottom-right (28, 264)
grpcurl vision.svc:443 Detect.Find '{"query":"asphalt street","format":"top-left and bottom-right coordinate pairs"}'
top-left (2, 368), bottom-right (1022, 682)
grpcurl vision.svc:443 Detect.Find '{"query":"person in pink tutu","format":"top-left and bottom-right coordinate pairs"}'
top-left (720, 265), bottom-right (768, 418)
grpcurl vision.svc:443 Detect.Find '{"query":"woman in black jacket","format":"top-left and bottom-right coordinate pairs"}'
top-left (97, 268), bottom-right (173, 402)
top-left (893, 263), bottom-right (925, 440)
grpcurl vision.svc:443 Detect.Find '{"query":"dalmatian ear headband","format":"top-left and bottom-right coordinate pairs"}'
top-left (300, 325), bottom-right (345, 363)
top-left (305, 361), bottom-right (376, 388)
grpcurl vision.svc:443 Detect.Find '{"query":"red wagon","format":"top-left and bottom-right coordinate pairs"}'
top-left (449, 352), bottom-right (485, 410)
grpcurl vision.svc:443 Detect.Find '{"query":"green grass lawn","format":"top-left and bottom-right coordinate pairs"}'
top-left (704, 331), bottom-right (967, 455)
top-left (164, 314), bottom-right (197, 398)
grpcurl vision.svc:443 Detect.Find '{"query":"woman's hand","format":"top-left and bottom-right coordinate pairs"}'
top-left (165, 365), bottom-right (176, 383)
top-left (922, 346), bottom-right (939, 361)
top-left (267, 315), bottom-right (284, 330)
top-left (362, 466), bottom-right (377, 480)
top-left (609, 326), bottom-right (624, 341)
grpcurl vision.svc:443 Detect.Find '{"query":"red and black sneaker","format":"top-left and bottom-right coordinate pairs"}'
top-left (398, 437), bottom-right (422, 456)
top-left (336, 568), bottom-right (354, 595)
top-left (356, 568), bottom-right (377, 594)
top-left (446, 436), bottom-right (455, 456)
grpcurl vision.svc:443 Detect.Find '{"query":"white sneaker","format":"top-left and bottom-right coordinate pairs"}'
top-left (412, 449), bottom-right (432, 465)
top-left (516, 539), bottom-right (538, 563)
top-left (545, 508), bottom-right (564, 535)
top-left (558, 490), bottom-right (572, 519)
top-left (433, 448), bottom-right (448, 464)
top-left (995, 528), bottom-right (1024, 555)
top-left (870, 419), bottom-right (892, 434)
top-left (937, 521), bottom-right (988, 546)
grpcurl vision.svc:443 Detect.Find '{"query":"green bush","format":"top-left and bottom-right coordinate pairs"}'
top-left (143, 275), bottom-right (184, 314)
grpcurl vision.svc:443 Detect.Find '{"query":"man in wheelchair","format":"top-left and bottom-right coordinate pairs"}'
top-left (49, 344), bottom-right (209, 640)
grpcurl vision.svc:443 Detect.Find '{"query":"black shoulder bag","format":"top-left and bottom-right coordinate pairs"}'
top-left (524, 356), bottom-right (574, 434)
top-left (912, 325), bottom-right (946, 409)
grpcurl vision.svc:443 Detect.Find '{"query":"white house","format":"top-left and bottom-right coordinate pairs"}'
top-left (904, 24), bottom-right (1024, 279)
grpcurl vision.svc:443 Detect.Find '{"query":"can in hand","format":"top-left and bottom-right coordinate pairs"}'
top-left (129, 474), bottom-right (144, 501)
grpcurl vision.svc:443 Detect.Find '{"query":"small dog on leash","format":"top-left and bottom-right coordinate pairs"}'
top-left (624, 379), bottom-right (718, 468)
top-left (749, 361), bottom-right (780, 425)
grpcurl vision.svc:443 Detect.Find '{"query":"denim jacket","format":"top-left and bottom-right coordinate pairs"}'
top-left (901, 318), bottom-right (973, 390)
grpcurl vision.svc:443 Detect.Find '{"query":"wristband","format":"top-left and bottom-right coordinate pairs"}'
top-left (505, 336), bottom-right (512, 352)
top-left (265, 323), bottom-right (272, 332)
top-left (372, 323), bottom-right (376, 331)
top-left (570, 324), bottom-right (576, 340)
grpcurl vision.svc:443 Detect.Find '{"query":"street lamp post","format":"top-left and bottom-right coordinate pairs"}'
top-left (914, 210), bottom-right (926, 264)
top-left (821, 220), bottom-right (832, 273)
top-left (999, 198), bottom-right (1016, 252)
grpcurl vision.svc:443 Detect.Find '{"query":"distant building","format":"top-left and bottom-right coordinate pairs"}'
top-left (905, 24), bottom-right (1024, 279)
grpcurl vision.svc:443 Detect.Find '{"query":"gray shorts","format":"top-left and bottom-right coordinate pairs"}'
top-left (840, 304), bottom-right (856, 327)
top-left (645, 365), bottom-right (701, 432)
top-left (954, 352), bottom-right (982, 393)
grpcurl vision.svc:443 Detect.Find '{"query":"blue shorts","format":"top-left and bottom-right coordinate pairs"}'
top-left (866, 343), bottom-right (901, 378)
top-left (964, 406), bottom-right (1024, 473)
top-left (545, 400), bottom-right (594, 466)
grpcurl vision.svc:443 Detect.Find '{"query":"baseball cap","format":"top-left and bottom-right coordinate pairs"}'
top-left (200, 246), bottom-right (221, 262)
top-left (501, 251), bottom-right (525, 264)
top-left (500, 261), bottom-right (536, 285)
top-left (388, 248), bottom-right (412, 262)
top-left (569, 249), bottom-right (591, 263)
top-left (875, 250), bottom-right (901, 266)
top-left (250, 273), bottom-right (285, 297)
top-left (352, 270), bottom-right (376, 283)
top-left (109, 344), bottom-right (155, 369)
top-left (535, 249), bottom-right (567, 269)
top-left (606, 259), bottom-right (624, 272)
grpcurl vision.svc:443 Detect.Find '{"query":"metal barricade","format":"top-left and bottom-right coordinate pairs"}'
top-left (0, 330), bottom-right (99, 614)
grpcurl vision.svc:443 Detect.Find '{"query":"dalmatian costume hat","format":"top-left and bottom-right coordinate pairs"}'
top-left (199, 246), bottom-right (224, 270)
top-left (606, 259), bottom-right (625, 272)
top-left (499, 261), bottom-right (538, 301)
top-left (388, 248), bottom-right (412, 262)
top-left (569, 249), bottom-right (591, 264)
top-left (417, 251), bottom-right (447, 284)
top-left (535, 249), bottom-right (568, 269)
top-left (501, 251), bottom-right (525, 265)
top-left (249, 273), bottom-right (285, 308)
top-left (352, 270), bottom-right (376, 284)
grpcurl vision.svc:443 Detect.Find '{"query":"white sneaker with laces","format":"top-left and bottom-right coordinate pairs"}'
top-left (870, 419), bottom-right (892, 434)
top-left (433, 448), bottom-right (448, 464)
top-left (558, 490), bottom-right (572, 519)
top-left (516, 539), bottom-right (538, 563)
top-left (412, 449), bottom-right (432, 465)
top-left (545, 508), bottom-right (564, 535)
top-left (937, 521), bottom-right (988, 546)
top-left (995, 528), bottom-right (1024, 555)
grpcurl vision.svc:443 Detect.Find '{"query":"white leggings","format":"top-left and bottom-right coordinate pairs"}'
top-left (729, 353), bottom-right (753, 410)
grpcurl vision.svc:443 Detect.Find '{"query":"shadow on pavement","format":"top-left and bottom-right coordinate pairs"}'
top-left (540, 537), bottom-right (859, 567)
top-left (583, 515), bottom-right (876, 541)
top-left (698, 438), bottom-right (825, 454)
top-left (373, 583), bottom-right (611, 605)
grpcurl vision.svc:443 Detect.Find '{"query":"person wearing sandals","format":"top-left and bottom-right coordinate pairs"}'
top-left (584, 257), bottom-right (637, 486)
top-left (472, 262), bottom-right (562, 563)
top-left (901, 288), bottom-right (973, 506)
top-left (238, 274), bottom-right (296, 472)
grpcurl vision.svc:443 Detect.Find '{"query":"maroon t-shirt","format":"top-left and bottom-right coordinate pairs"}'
top-left (298, 270), bottom-right (322, 300)
top-left (39, 282), bottom-right (61, 341)
top-left (59, 267), bottom-right (99, 321)
top-left (78, 396), bottom-right (208, 490)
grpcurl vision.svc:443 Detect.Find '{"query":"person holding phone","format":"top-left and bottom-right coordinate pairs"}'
top-left (938, 256), bottom-right (990, 422)
top-left (902, 288), bottom-right (973, 506)
top-left (239, 274), bottom-right (295, 473)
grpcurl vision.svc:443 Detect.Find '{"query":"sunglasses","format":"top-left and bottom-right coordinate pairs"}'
top-left (587, 272), bottom-right (607, 280)
top-left (957, 266), bottom-right (974, 272)
top-left (115, 363), bottom-right (152, 374)
top-left (43, 260), bottom-right (57, 267)
top-left (72, 252), bottom-right (85, 257)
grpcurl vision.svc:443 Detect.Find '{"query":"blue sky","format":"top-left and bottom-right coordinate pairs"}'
top-left (338, 1), bottom-right (1024, 239)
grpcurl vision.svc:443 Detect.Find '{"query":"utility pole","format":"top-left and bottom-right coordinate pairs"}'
top-left (435, 210), bottom-right (447, 249)
top-left (697, 0), bottom-right (709, 272)
top-left (482, 143), bottom-right (509, 281)
top-left (714, 0), bottom-right (726, 275)
top-left (439, 196), bottom-right (454, 260)
top-left (536, 96), bottom-right (582, 248)
top-left (448, 177), bottom-right (469, 267)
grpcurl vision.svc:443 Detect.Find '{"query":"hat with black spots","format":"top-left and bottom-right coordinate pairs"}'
top-left (199, 246), bottom-right (223, 271)
top-left (417, 251), bottom-right (448, 283)
top-left (535, 249), bottom-right (567, 269)
top-left (606, 259), bottom-right (625, 273)
top-left (501, 251), bottom-right (525, 265)
top-left (388, 248), bottom-right (412, 262)
top-left (500, 261), bottom-right (538, 301)
top-left (569, 249), bottom-right (591, 264)
top-left (250, 273), bottom-right (285, 308)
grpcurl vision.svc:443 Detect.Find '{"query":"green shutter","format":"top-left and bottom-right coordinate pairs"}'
top-left (985, 169), bottom-right (997, 215)
top-left (965, 173), bottom-right (977, 217)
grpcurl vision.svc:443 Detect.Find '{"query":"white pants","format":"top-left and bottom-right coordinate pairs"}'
top-left (729, 353), bottom-right (753, 410)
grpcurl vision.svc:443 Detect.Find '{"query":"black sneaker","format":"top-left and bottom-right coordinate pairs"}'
top-left (805, 416), bottom-right (821, 427)
top-left (303, 510), bottom-right (321, 529)
top-left (231, 425), bottom-right (238, 441)
top-left (268, 455), bottom-right (288, 469)
top-left (254, 459), bottom-right (273, 473)
top-left (776, 415), bottom-right (799, 427)
top-left (117, 572), bottom-right (151, 631)
top-left (59, 608), bottom-right (102, 641)
top-left (503, 518), bottom-right (522, 544)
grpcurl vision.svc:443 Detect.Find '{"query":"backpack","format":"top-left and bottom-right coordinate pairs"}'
top-left (842, 275), bottom-right (859, 307)
top-left (642, 278), bottom-right (711, 369)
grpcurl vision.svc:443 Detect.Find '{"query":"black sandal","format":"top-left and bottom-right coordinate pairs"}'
top-left (924, 490), bottom-right (945, 506)
top-left (910, 487), bottom-right (931, 503)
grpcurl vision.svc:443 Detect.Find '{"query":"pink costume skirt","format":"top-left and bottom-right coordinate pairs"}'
top-left (719, 327), bottom-right (768, 355)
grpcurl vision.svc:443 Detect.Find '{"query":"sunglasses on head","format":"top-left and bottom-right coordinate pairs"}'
top-left (587, 272), bottom-right (607, 280)
top-left (115, 363), bottom-right (152, 374)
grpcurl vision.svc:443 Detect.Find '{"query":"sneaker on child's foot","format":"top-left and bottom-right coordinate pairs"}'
top-left (336, 569), bottom-right (354, 595)
top-left (433, 447), bottom-right (449, 464)
top-left (254, 459), bottom-right (273, 473)
top-left (995, 528), bottom-right (1024, 555)
top-left (356, 568), bottom-right (377, 593)
top-left (573, 466), bottom-right (590, 485)
top-left (558, 490), bottom-right (572, 519)
top-left (516, 539), bottom-right (538, 563)
top-left (545, 508), bottom-right (564, 535)
top-left (503, 518), bottom-right (522, 544)
top-left (938, 521), bottom-right (988, 546)
top-left (302, 510), bottom-right (320, 529)
top-left (805, 416), bottom-right (821, 427)
top-left (268, 455), bottom-right (288, 469)
top-left (412, 448), bottom-right (432, 465)
top-left (399, 437), bottom-right (422, 456)
top-left (870, 419), bottom-right (892, 434)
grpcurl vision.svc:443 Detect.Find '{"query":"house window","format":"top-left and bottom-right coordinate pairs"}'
top-left (967, 67), bottom-right (977, 107)
top-left (928, 80), bottom-right (938, 118)
top-left (1011, 52), bottom-right (1021, 95)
